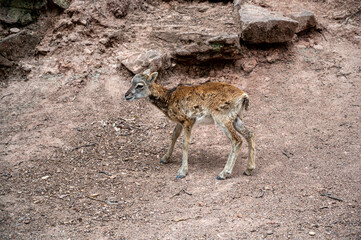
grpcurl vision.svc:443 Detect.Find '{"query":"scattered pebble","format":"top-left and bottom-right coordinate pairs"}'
top-left (10, 28), bottom-right (20, 33)
top-left (309, 231), bottom-right (316, 236)
top-left (313, 44), bottom-right (323, 50)
top-left (84, 48), bottom-right (92, 55)
top-left (267, 230), bottom-right (274, 235)
top-left (41, 175), bottom-right (50, 180)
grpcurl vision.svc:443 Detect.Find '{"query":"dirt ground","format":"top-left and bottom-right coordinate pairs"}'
top-left (1, 0), bottom-right (360, 239)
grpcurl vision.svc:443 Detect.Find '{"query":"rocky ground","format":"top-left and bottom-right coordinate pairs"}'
top-left (0, 0), bottom-right (360, 239)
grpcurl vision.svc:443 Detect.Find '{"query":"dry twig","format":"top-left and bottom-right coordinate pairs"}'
top-left (344, 9), bottom-right (361, 25)
top-left (93, 0), bottom-right (106, 18)
top-left (321, 192), bottom-right (343, 201)
top-left (71, 143), bottom-right (96, 151)
top-left (256, 189), bottom-right (265, 198)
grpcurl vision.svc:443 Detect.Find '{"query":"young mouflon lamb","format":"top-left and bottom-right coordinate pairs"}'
top-left (125, 69), bottom-right (255, 180)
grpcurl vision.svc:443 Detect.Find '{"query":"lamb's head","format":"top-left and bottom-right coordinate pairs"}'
top-left (124, 69), bottom-right (158, 101)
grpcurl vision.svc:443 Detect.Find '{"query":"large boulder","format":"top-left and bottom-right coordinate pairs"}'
top-left (290, 9), bottom-right (317, 33)
top-left (239, 4), bottom-right (298, 44)
top-left (121, 50), bottom-right (171, 74)
top-left (0, 30), bottom-right (40, 61)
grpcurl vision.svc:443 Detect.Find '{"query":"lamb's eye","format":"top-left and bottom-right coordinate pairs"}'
top-left (136, 84), bottom-right (144, 89)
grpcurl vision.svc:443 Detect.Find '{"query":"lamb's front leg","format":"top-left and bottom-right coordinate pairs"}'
top-left (160, 124), bottom-right (182, 164)
top-left (177, 122), bottom-right (193, 179)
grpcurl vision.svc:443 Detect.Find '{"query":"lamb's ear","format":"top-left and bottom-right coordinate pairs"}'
top-left (148, 72), bottom-right (158, 83)
top-left (143, 69), bottom-right (151, 76)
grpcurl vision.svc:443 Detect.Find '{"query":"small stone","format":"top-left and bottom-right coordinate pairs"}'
top-left (10, 28), bottom-right (20, 33)
top-left (309, 231), bottom-right (316, 236)
top-left (241, 58), bottom-right (257, 72)
top-left (198, 202), bottom-right (204, 207)
top-left (21, 63), bottom-right (32, 72)
top-left (237, 213), bottom-right (243, 218)
top-left (84, 48), bottom-right (92, 55)
top-left (266, 51), bottom-right (280, 63)
top-left (267, 230), bottom-right (274, 235)
top-left (313, 44), bottom-right (323, 50)
top-left (24, 219), bottom-right (30, 224)
top-left (99, 38), bottom-right (108, 45)
top-left (41, 175), bottom-right (50, 180)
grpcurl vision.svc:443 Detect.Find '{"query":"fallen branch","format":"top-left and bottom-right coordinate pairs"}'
top-left (182, 189), bottom-right (193, 196)
top-left (321, 192), bottom-right (343, 202)
top-left (345, 8), bottom-right (361, 25)
top-left (1, 93), bottom-right (13, 100)
top-left (93, 0), bottom-right (106, 18)
top-left (171, 188), bottom-right (193, 198)
top-left (282, 151), bottom-right (294, 159)
top-left (71, 143), bottom-right (96, 151)
top-left (86, 196), bottom-right (106, 203)
top-left (99, 171), bottom-right (112, 176)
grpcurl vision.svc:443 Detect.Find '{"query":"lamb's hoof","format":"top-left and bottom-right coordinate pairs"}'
top-left (243, 170), bottom-right (253, 176)
top-left (160, 159), bottom-right (168, 164)
top-left (216, 176), bottom-right (226, 180)
top-left (176, 174), bottom-right (185, 179)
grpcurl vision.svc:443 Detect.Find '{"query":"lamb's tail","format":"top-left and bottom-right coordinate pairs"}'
top-left (242, 93), bottom-right (249, 111)
top-left (238, 93), bottom-right (249, 120)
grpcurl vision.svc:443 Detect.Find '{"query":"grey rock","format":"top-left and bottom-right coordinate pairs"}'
top-left (290, 10), bottom-right (317, 33)
top-left (0, 55), bottom-right (14, 67)
top-left (121, 50), bottom-right (171, 74)
top-left (239, 4), bottom-right (298, 44)
top-left (233, 0), bottom-right (246, 8)
top-left (0, 31), bottom-right (40, 61)
top-left (51, 0), bottom-right (71, 9)
top-left (9, 28), bottom-right (20, 33)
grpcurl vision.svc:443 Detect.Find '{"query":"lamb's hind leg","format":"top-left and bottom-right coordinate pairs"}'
top-left (176, 121), bottom-right (193, 179)
top-left (233, 117), bottom-right (256, 176)
top-left (217, 121), bottom-right (242, 180)
top-left (160, 124), bottom-right (182, 164)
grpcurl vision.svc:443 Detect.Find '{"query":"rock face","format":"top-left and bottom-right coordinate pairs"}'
top-left (290, 10), bottom-right (317, 33)
top-left (152, 31), bottom-right (241, 63)
top-left (121, 50), bottom-right (171, 74)
top-left (0, 31), bottom-right (40, 61)
top-left (176, 33), bottom-right (241, 62)
top-left (239, 4), bottom-right (298, 44)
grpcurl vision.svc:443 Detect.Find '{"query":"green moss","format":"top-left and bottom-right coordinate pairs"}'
top-left (211, 42), bottom-right (224, 52)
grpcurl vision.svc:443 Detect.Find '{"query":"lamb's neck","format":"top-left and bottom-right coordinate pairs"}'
top-left (148, 83), bottom-right (171, 114)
